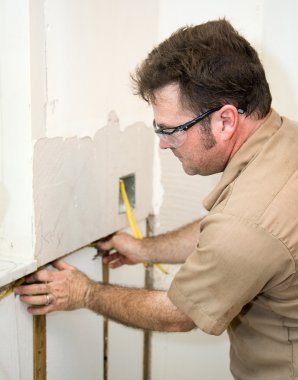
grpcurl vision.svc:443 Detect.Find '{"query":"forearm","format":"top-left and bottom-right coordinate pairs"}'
top-left (98, 219), bottom-right (202, 269)
top-left (85, 280), bottom-right (195, 332)
top-left (141, 219), bottom-right (201, 264)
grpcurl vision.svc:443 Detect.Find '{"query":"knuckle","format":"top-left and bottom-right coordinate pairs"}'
top-left (35, 270), bottom-right (46, 282)
top-left (20, 285), bottom-right (33, 295)
top-left (36, 269), bottom-right (45, 278)
top-left (113, 235), bottom-right (122, 244)
top-left (98, 240), bottom-right (109, 248)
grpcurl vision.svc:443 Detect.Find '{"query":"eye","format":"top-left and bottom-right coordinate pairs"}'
top-left (154, 122), bottom-right (176, 134)
top-left (153, 120), bottom-right (179, 134)
top-left (160, 127), bottom-right (176, 134)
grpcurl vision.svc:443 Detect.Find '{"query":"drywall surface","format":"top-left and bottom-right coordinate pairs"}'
top-left (0, 0), bottom-right (158, 282)
top-left (46, 224), bottom-right (147, 380)
top-left (0, 294), bottom-right (33, 380)
top-left (34, 116), bottom-right (154, 266)
top-left (155, 149), bottom-right (218, 235)
top-left (31, 0), bottom-right (157, 266)
top-left (158, 0), bottom-right (263, 47)
top-left (47, 248), bottom-right (104, 380)
top-left (41, 0), bottom-right (158, 139)
top-left (0, 0), bottom-right (35, 261)
top-left (261, 0), bottom-right (298, 121)
top-left (31, 0), bottom-right (158, 266)
top-left (108, 223), bottom-right (147, 380)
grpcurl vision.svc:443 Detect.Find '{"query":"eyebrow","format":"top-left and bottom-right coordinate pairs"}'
top-left (153, 120), bottom-right (175, 129)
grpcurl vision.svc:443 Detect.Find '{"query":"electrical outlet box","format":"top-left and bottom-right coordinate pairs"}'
top-left (119, 174), bottom-right (136, 214)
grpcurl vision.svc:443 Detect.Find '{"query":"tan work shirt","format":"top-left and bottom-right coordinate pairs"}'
top-left (168, 110), bottom-right (298, 379)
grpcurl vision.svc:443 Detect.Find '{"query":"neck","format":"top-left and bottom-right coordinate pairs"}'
top-left (229, 110), bottom-right (272, 159)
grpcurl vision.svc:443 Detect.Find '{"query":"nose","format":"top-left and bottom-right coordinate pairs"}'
top-left (159, 138), bottom-right (172, 150)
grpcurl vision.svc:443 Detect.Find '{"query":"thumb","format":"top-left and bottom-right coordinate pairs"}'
top-left (52, 259), bottom-right (74, 271)
top-left (97, 239), bottom-right (114, 251)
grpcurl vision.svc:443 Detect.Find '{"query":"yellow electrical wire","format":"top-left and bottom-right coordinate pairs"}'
top-left (119, 180), bottom-right (142, 239)
top-left (119, 180), bottom-right (168, 275)
top-left (0, 265), bottom-right (47, 301)
top-left (0, 277), bottom-right (25, 301)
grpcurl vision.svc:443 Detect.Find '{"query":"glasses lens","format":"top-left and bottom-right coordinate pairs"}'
top-left (158, 130), bottom-right (187, 148)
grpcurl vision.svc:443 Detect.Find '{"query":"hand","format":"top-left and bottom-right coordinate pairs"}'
top-left (14, 260), bottom-right (93, 315)
top-left (97, 232), bottom-right (147, 269)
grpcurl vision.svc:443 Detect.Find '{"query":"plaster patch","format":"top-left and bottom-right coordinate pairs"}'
top-left (33, 115), bottom-right (154, 266)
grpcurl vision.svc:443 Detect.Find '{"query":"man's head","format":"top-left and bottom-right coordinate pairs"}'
top-left (133, 19), bottom-right (271, 118)
top-left (132, 20), bottom-right (272, 175)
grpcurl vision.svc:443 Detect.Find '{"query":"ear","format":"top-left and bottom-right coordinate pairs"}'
top-left (214, 105), bottom-right (239, 142)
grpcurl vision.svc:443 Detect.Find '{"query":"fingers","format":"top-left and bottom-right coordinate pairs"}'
top-left (102, 252), bottom-right (121, 264)
top-left (97, 239), bottom-right (114, 251)
top-left (107, 259), bottom-right (125, 269)
top-left (52, 259), bottom-right (74, 271)
top-left (14, 282), bottom-right (48, 296)
top-left (97, 234), bottom-right (125, 266)
top-left (102, 252), bottom-right (128, 268)
top-left (20, 294), bottom-right (52, 307)
top-left (27, 293), bottom-right (56, 315)
top-left (102, 253), bottom-right (125, 269)
top-left (97, 231), bottom-right (129, 251)
top-left (27, 305), bottom-right (52, 315)
top-left (15, 263), bottom-right (91, 314)
top-left (15, 283), bottom-right (56, 315)
top-left (22, 260), bottom-right (72, 285)
top-left (24, 269), bottom-right (55, 284)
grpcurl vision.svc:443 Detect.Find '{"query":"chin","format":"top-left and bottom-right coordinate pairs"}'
top-left (182, 163), bottom-right (219, 176)
top-left (182, 164), bottom-right (201, 176)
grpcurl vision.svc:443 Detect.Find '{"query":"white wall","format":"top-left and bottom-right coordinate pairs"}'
top-left (0, 295), bottom-right (33, 380)
top-left (261, 0), bottom-right (298, 120)
top-left (0, 0), bottom-right (34, 261)
top-left (42, 0), bottom-right (158, 139)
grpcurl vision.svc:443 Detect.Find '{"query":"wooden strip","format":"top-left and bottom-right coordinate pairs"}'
top-left (102, 253), bottom-right (110, 380)
top-left (33, 315), bottom-right (47, 380)
top-left (143, 215), bottom-right (155, 380)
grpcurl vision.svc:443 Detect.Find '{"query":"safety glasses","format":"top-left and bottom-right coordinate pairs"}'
top-left (153, 106), bottom-right (245, 148)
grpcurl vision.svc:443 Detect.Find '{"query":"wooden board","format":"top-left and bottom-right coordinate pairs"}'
top-left (33, 315), bottom-right (47, 380)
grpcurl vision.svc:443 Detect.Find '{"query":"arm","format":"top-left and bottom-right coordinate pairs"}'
top-left (99, 219), bottom-right (201, 269)
top-left (14, 260), bottom-right (196, 332)
top-left (85, 282), bottom-right (195, 332)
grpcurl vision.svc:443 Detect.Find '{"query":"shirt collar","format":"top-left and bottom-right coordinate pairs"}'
top-left (203, 109), bottom-right (283, 211)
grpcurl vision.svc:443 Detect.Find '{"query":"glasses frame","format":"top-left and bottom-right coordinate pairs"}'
top-left (153, 106), bottom-right (245, 136)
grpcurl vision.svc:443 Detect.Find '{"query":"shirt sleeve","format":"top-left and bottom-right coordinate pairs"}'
top-left (168, 213), bottom-right (294, 335)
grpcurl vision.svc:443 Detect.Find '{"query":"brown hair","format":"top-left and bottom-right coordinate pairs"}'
top-left (132, 19), bottom-right (271, 119)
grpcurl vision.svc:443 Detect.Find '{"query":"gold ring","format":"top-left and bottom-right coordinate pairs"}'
top-left (45, 294), bottom-right (51, 306)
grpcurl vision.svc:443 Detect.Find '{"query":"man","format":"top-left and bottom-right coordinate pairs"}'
top-left (15, 20), bottom-right (298, 379)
